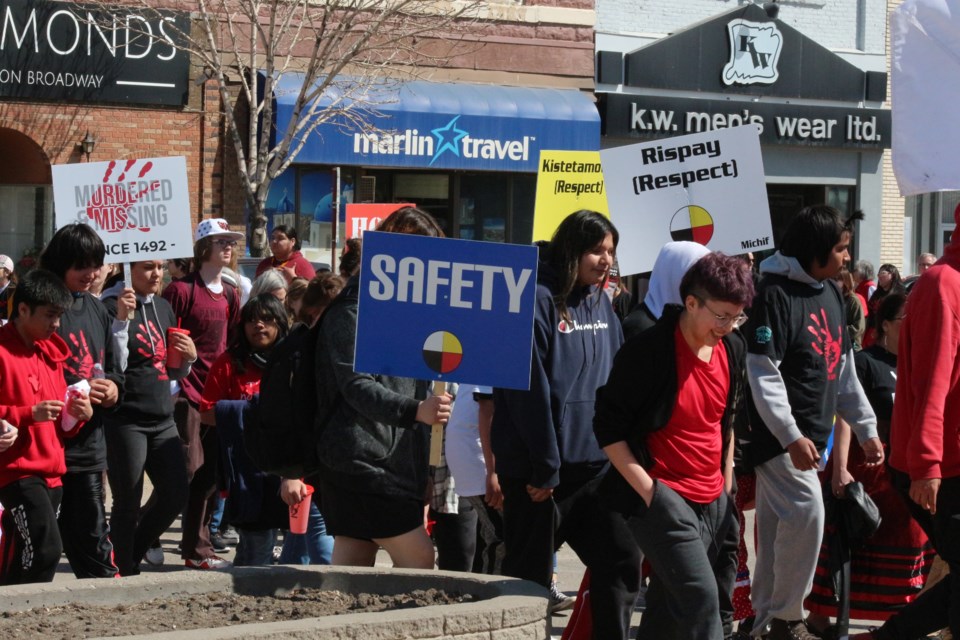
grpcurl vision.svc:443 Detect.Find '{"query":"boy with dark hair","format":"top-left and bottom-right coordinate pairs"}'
top-left (0, 270), bottom-right (93, 584)
top-left (742, 205), bottom-right (882, 640)
top-left (38, 224), bottom-right (123, 579)
top-left (595, 252), bottom-right (754, 639)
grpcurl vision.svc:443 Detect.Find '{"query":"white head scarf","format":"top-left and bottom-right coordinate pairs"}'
top-left (643, 241), bottom-right (711, 319)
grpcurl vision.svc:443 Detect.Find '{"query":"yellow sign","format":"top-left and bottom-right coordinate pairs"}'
top-left (532, 150), bottom-right (609, 242)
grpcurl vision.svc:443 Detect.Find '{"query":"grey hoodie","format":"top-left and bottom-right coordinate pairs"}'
top-left (745, 252), bottom-right (877, 464)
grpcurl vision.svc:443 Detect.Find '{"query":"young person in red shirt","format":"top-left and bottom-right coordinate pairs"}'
top-left (201, 294), bottom-right (289, 566)
top-left (0, 270), bottom-right (93, 584)
top-left (255, 225), bottom-right (316, 283)
top-left (594, 252), bottom-right (754, 640)
top-left (162, 218), bottom-right (242, 570)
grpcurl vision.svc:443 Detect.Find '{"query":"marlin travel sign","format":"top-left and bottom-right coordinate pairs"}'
top-left (0, 0), bottom-right (190, 105)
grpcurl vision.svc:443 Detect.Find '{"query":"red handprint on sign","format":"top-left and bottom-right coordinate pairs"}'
top-left (64, 331), bottom-right (100, 381)
top-left (83, 159), bottom-right (159, 233)
top-left (135, 320), bottom-right (169, 381)
top-left (807, 309), bottom-right (843, 381)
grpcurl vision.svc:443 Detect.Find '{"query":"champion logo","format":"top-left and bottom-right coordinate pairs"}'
top-left (558, 319), bottom-right (574, 334)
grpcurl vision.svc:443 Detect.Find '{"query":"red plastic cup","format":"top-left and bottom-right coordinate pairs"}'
top-left (166, 327), bottom-right (190, 369)
top-left (288, 484), bottom-right (315, 534)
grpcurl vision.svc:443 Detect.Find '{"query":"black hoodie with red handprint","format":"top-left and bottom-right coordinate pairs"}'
top-left (101, 282), bottom-right (191, 425)
top-left (57, 292), bottom-right (124, 472)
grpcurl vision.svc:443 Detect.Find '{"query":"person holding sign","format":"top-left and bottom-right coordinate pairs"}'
top-left (594, 252), bottom-right (753, 640)
top-left (491, 210), bottom-right (642, 639)
top-left (255, 225), bottom-right (316, 283)
top-left (39, 225), bottom-right (123, 580)
top-left (100, 261), bottom-right (196, 576)
top-left (315, 207), bottom-right (452, 569)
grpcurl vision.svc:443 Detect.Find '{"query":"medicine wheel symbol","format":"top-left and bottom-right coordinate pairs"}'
top-left (422, 331), bottom-right (463, 375)
top-left (669, 205), bottom-right (714, 244)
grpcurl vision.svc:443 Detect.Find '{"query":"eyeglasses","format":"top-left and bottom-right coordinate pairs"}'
top-left (215, 239), bottom-right (238, 248)
top-left (699, 298), bottom-right (749, 329)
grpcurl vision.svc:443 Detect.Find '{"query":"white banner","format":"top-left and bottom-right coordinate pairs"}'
top-left (891, 0), bottom-right (960, 196)
top-left (600, 125), bottom-right (773, 275)
top-left (52, 157), bottom-right (194, 262)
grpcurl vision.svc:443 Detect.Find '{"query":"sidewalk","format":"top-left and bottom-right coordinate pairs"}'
top-left (49, 485), bottom-right (882, 639)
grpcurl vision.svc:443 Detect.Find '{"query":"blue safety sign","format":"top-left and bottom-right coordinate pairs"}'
top-left (355, 231), bottom-right (538, 390)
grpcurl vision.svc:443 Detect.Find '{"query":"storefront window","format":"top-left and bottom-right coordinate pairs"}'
top-left (0, 185), bottom-right (52, 271)
top-left (459, 174), bottom-right (507, 242)
top-left (906, 191), bottom-right (958, 264)
top-left (393, 173), bottom-right (451, 234)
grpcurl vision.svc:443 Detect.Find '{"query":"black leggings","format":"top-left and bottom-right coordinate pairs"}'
top-left (106, 419), bottom-right (189, 576)
top-left (59, 469), bottom-right (117, 578)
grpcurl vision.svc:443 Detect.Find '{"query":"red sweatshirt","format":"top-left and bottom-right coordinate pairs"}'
top-left (889, 207), bottom-right (960, 481)
top-left (0, 322), bottom-right (75, 489)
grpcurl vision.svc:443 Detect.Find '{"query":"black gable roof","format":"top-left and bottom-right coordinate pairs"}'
top-left (617, 3), bottom-right (880, 103)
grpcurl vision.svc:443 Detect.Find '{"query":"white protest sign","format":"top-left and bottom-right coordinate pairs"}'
top-left (52, 157), bottom-right (194, 262)
top-left (600, 125), bottom-right (772, 275)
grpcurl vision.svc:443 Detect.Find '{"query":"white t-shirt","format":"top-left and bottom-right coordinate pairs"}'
top-left (444, 384), bottom-right (493, 498)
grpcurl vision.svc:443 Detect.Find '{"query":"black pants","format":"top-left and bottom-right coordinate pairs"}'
top-left (0, 477), bottom-right (63, 585)
top-left (58, 470), bottom-right (117, 578)
top-left (106, 419), bottom-right (189, 576)
top-left (501, 475), bottom-right (643, 640)
top-left (627, 481), bottom-right (736, 640)
top-left (877, 470), bottom-right (960, 640)
top-left (430, 496), bottom-right (478, 572)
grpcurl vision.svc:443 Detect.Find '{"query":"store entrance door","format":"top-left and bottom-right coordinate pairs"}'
top-left (0, 129), bottom-right (53, 270)
top-left (764, 182), bottom-right (856, 249)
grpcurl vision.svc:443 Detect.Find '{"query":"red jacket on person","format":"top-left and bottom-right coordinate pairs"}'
top-left (255, 250), bottom-right (316, 281)
top-left (0, 321), bottom-right (81, 489)
top-left (889, 206), bottom-right (960, 481)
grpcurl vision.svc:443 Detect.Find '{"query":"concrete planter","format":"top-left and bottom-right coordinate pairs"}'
top-left (0, 566), bottom-right (550, 639)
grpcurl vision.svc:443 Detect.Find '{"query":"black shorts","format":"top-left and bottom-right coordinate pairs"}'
top-left (319, 481), bottom-right (424, 540)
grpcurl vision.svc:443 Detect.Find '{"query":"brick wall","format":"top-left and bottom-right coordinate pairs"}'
top-left (881, 0), bottom-right (905, 267)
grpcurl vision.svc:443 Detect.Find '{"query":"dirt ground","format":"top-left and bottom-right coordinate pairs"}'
top-left (0, 587), bottom-right (472, 639)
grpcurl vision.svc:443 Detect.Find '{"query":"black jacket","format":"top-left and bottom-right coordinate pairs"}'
top-left (593, 305), bottom-right (747, 514)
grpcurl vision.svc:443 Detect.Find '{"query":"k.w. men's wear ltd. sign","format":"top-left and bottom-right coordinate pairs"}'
top-left (52, 156), bottom-right (194, 261)
top-left (601, 94), bottom-right (891, 150)
top-left (0, 0), bottom-right (189, 105)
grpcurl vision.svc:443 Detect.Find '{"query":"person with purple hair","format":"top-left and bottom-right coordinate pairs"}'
top-left (594, 252), bottom-right (755, 639)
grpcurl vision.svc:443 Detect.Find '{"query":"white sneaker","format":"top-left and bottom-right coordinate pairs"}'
top-left (185, 555), bottom-right (232, 570)
top-left (143, 544), bottom-right (165, 567)
top-left (548, 581), bottom-right (575, 613)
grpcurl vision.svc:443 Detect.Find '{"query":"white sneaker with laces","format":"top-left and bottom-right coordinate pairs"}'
top-left (548, 580), bottom-right (575, 614)
top-left (143, 544), bottom-right (165, 567)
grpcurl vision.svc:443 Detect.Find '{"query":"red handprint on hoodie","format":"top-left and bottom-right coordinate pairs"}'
top-left (135, 319), bottom-right (169, 382)
top-left (64, 331), bottom-right (102, 381)
top-left (807, 309), bottom-right (843, 381)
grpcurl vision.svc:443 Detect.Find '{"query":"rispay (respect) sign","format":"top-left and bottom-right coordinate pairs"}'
top-left (355, 231), bottom-right (538, 390)
top-left (600, 125), bottom-right (773, 275)
top-left (52, 157), bottom-right (193, 262)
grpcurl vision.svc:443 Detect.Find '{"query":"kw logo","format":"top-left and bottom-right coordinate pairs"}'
top-left (722, 19), bottom-right (782, 86)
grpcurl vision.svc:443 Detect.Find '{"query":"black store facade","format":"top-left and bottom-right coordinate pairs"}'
top-left (596, 3), bottom-right (891, 261)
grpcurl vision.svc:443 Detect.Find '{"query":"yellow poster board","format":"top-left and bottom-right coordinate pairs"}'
top-left (532, 150), bottom-right (609, 242)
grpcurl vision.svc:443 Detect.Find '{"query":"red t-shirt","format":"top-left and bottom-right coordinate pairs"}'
top-left (199, 352), bottom-right (263, 413)
top-left (646, 326), bottom-right (729, 504)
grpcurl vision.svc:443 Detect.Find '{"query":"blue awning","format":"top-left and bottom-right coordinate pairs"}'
top-left (271, 75), bottom-right (600, 172)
